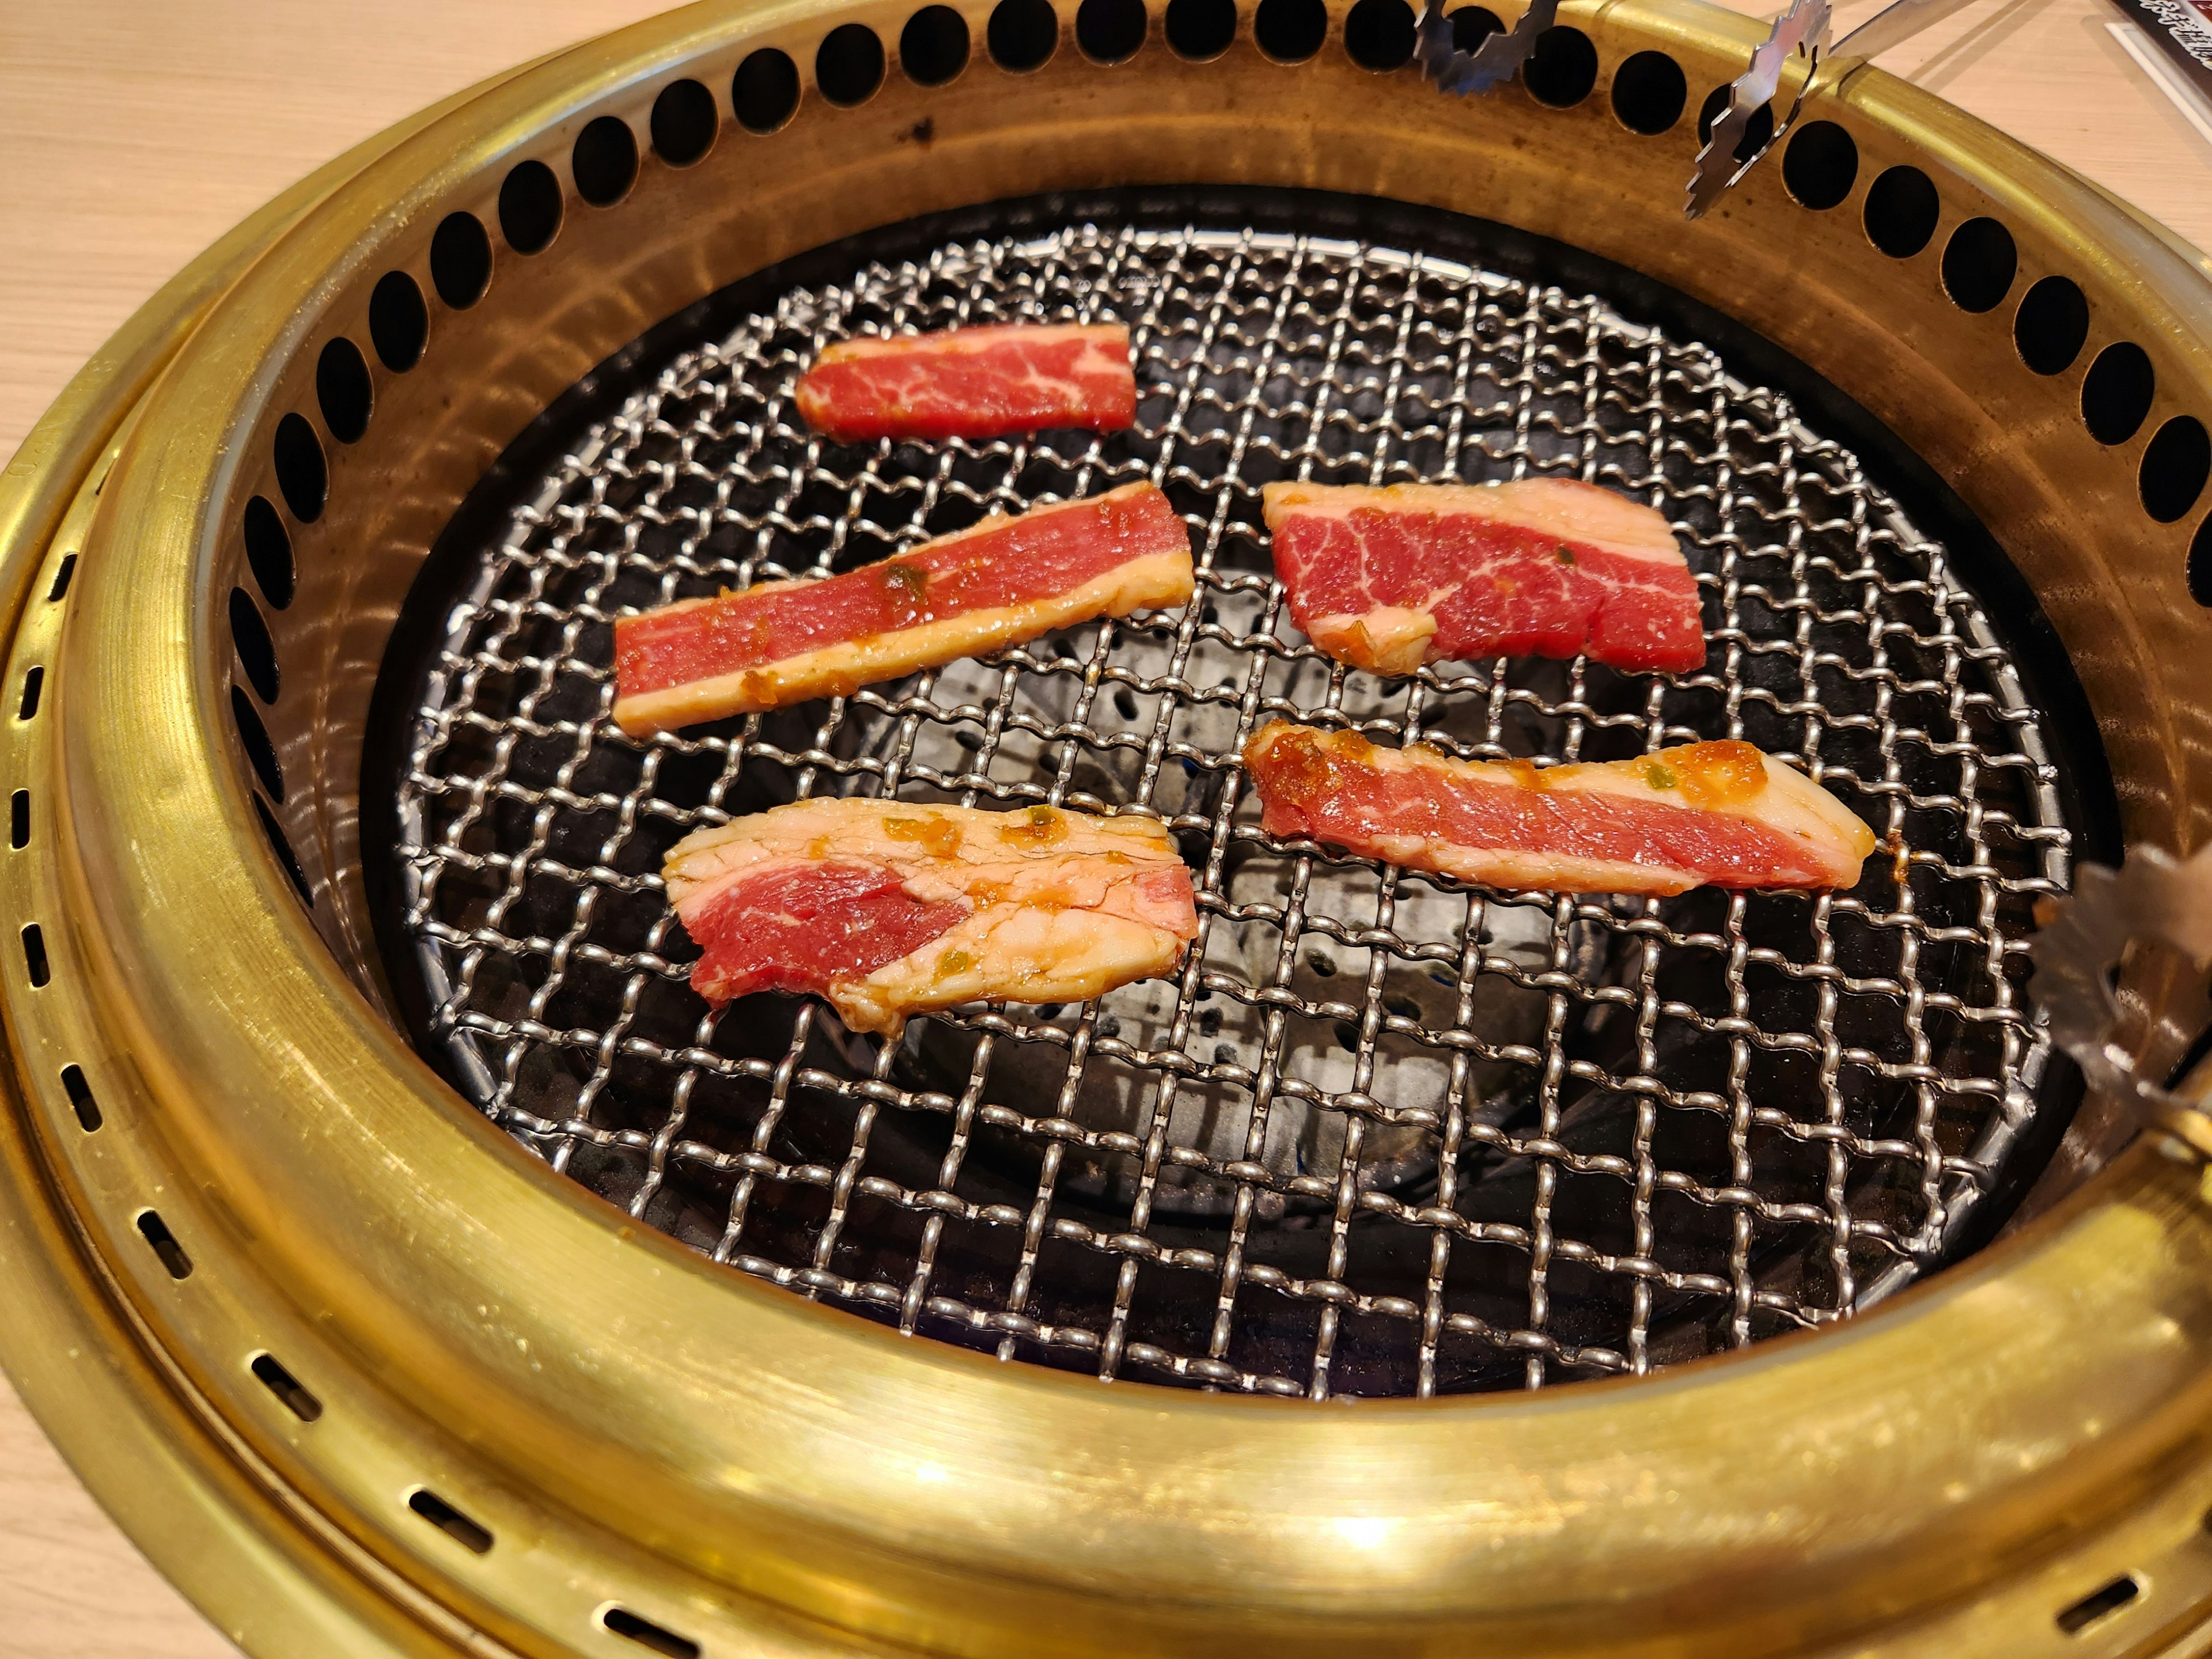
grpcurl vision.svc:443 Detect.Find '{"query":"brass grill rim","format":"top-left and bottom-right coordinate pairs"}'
top-left (0, 0), bottom-right (2209, 1652)
top-left (389, 213), bottom-right (2075, 1400)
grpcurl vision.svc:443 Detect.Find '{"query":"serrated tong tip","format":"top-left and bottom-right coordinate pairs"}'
top-left (2034, 844), bottom-right (2212, 1134)
top-left (1684, 0), bottom-right (1830, 220)
top-left (1415, 0), bottom-right (1562, 94)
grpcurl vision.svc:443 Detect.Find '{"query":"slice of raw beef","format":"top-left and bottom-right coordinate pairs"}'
top-left (613, 482), bottom-right (1192, 737)
top-left (663, 797), bottom-right (1200, 1036)
top-left (1263, 478), bottom-right (1705, 676)
top-left (795, 323), bottom-right (1137, 442)
top-left (1243, 724), bottom-right (1872, 895)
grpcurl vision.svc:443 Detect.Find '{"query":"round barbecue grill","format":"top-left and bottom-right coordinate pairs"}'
top-left (2, 0), bottom-right (2210, 1652)
top-left (384, 203), bottom-right (2082, 1394)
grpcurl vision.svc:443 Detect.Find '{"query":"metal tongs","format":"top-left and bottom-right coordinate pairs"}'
top-left (1415, 0), bottom-right (1985, 217)
top-left (1414, 0), bottom-right (1563, 93)
top-left (2036, 845), bottom-right (2212, 1157)
top-left (1684, 0), bottom-right (1983, 218)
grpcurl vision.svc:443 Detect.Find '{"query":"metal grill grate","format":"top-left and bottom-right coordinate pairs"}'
top-left (392, 217), bottom-right (2073, 1399)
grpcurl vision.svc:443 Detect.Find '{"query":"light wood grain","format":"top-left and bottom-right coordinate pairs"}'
top-left (0, 1391), bottom-right (232, 1659)
top-left (0, 0), bottom-right (678, 468)
top-left (0, 10), bottom-right (677, 1653)
top-left (1714, 0), bottom-right (2212, 251)
top-left (0, 0), bottom-right (2206, 1653)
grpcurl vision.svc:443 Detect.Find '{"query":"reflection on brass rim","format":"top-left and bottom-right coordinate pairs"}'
top-left (1, 0), bottom-right (2210, 1653)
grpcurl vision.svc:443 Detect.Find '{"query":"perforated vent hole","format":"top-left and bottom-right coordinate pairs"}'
top-left (903, 5), bottom-right (972, 83)
top-left (734, 48), bottom-right (801, 130)
top-left (46, 554), bottom-right (74, 602)
top-left (17, 665), bottom-right (41, 721)
top-left (137, 1210), bottom-right (191, 1279)
top-left (60, 1065), bottom-right (98, 1131)
top-left (1696, 86), bottom-right (1772, 162)
top-left (315, 338), bottom-right (373, 444)
top-left (2191, 513), bottom-right (2212, 606)
top-left (252, 793), bottom-right (311, 905)
top-left (232, 685), bottom-right (284, 802)
top-left (271, 412), bottom-right (327, 523)
top-left (1941, 217), bottom-right (2016, 313)
top-left (1175, 0), bottom-right (1247, 58)
top-left (1782, 119), bottom-right (1857, 209)
top-left (2056, 1574), bottom-right (2140, 1635)
top-left (1609, 50), bottom-right (1685, 134)
top-left (1524, 25), bottom-right (1596, 105)
top-left (498, 160), bottom-right (563, 254)
top-left (251, 1353), bottom-right (323, 1422)
top-left (1078, 0), bottom-right (1147, 58)
top-left (408, 1489), bottom-right (493, 1554)
top-left (2015, 275), bottom-right (2089, 376)
top-left (9, 789), bottom-right (25, 849)
top-left (229, 588), bottom-right (279, 704)
top-left (650, 78), bottom-right (718, 164)
top-left (1343, 0), bottom-right (1414, 69)
top-left (1449, 5), bottom-right (1502, 47)
top-left (391, 215), bottom-right (2081, 1400)
top-left (572, 116), bottom-right (639, 207)
top-left (20, 923), bottom-right (47, 988)
top-left (817, 24), bottom-right (887, 104)
top-left (601, 1609), bottom-right (699, 1659)
top-left (992, 0), bottom-right (1062, 67)
top-left (1256, 0), bottom-right (1327, 60)
top-left (243, 495), bottom-right (295, 609)
top-left (368, 271), bottom-right (429, 372)
top-left (430, 212), bottom-right (492, 309)
top-left (2141, 415), bottom-right (2210, 522)
top-left (2083, 341), bottom-right (2155, 445)
top-left (1864, 164), bottom-right (1940, 257)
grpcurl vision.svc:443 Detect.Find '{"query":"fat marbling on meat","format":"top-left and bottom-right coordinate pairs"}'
top-left (1263, 478), bottom-right (1706, 676)
top-left (663, 797), bottom-right (1200, 1036)
top-left (794, 322), bottom-right (1138, 442)
top-left (613, 482), bottom-right (1193, 736)
top-left (1243, 724), bottom-right (1873, 895)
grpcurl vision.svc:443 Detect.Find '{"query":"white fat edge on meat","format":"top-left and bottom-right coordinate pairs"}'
top-left (896, 854), bottom-right (1191, 930)
top-left (809, 321), bottom-right (1130, 368)
top-left (1260, 478), bottom-right (1684, 568)
top-left (662, 797), bottom-right (1180, 914)
top-left (611, 547), bottom-right (1195, 736)
top-left (1306, 606), bottom-right (1439, 676)
top-left (831, 904), bottom-right (1190, 1037)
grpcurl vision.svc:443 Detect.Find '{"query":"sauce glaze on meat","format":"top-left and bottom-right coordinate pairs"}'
top-left (1244, 724), bottom-right (1873, 895)
top-left (613, 482), bottom-right (1193, 736)
top-left (664, 797), bottom-right (1200, 1035)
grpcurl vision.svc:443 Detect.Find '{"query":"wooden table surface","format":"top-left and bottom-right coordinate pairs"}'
top-left (2, 0), bottom-right (2208, 1652)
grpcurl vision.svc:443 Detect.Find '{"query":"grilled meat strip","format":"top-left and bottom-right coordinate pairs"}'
top-left (613, 482), bottom-right (1193, 737)
top-left (663, 797), bottom-right (1200, 1036)
top-left (1243, 724), bottom-right (1873, 895)
top-left (795, 322), bottom-right (1138, 442)
top-left (1264, 478), bottom-right (1706, 676)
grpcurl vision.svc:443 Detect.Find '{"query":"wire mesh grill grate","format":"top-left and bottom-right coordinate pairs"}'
top-left (392, 217), bottom-right (2073, 1399)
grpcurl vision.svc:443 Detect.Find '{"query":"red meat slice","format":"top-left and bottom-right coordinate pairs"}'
top-left (613, 482), bottom-right (1193, 737)
top-left (687, 863), bottom-right (967, 1006)
top-left (664, 797), bottom-right (1200, 1036)
top-left (1243, 724), bottom-right (1873, 896)
top-left (1263, 478), bottom-right (1706, 676)
top-left (794, 323), bottom-right (1137, 442)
